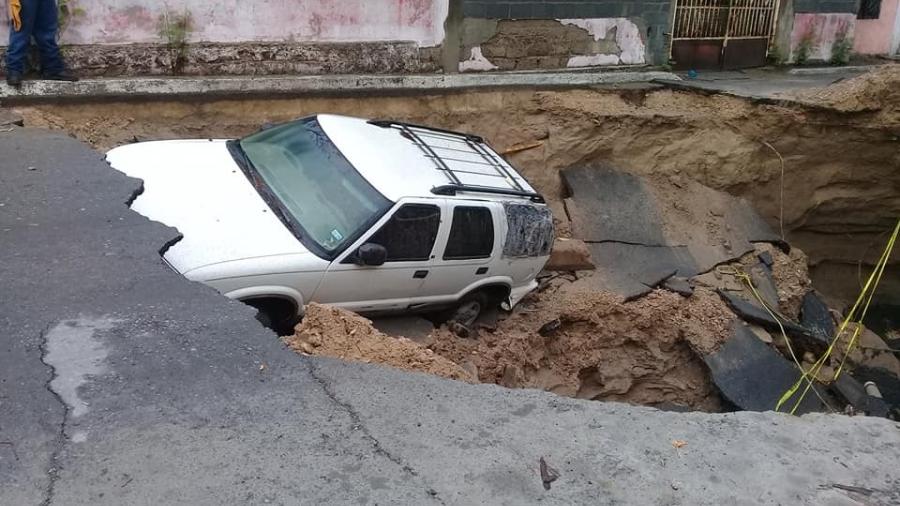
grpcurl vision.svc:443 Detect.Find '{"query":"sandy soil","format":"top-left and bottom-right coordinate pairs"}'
top-left (429, 283), bottom-right (732, 411)
top-left (286, 283), bottom-right (733, 412)
top-left (284, 303), bottom-right (476, 383)
top-left (796, 64), bottom-right (900, 120)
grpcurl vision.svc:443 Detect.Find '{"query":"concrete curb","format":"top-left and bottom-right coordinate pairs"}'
top-left (787, 65), bottom-right (876, 75)
top-left (0, 69), bottom-right (680, 102)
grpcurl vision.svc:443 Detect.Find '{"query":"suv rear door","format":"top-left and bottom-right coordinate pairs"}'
top-left (312, 200), bottom-right (442, 312)
top-left (414, 202), bottom-right (500, 305)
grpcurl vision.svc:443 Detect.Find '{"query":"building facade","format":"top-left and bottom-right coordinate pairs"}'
top-left (1, 1), bottom-right (898, 76)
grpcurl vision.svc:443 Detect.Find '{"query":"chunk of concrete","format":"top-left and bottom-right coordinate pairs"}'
top-left (546, 239), bottom-right (595, 271)
top-left (718, 291), bottom-right (811, 338)
top-left (748, 324), bottom-right (774, 344)
top-left (800, 291), bottom-right (836, 343)
top-left (662, 276), bottom-right (694, 297)
top-left (702, 322), bottom-right (828, 414)
top-left (748, 262), bottom-right (779, 310)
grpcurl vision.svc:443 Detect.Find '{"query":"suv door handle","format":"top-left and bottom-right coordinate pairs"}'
top-left (413, 270), bottom-right (429, 279)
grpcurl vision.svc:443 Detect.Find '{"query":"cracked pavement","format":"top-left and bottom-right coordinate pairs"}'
top-left (2, 127), bottom-right (900, 505)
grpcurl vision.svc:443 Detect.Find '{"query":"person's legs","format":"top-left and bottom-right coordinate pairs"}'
top-left (32, 0), bottom-right (66, 76)
top-left (5, 0), bottom-right (39, 79)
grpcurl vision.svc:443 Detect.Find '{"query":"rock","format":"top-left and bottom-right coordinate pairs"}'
top-left (538, 318), bottom-right (562, 337)
top-left (748, 324), bottom-right (774, 344)
top-left (757, 250), bottom-right (774, 268)
top-left (460, 360), bottom-right (479, 379)
top-left (858, 328), bottom-right (900, 377)
top-left (546, 238), bottom-right (595, 271)
top-left (663, 276), bottom-right (694, 297)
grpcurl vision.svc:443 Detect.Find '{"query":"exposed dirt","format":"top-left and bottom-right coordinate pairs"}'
top-left (754, 243), bottom-right (812, 319)
top-left (287, 284), bottom-right (733, 412)
top-left (794, 64), bottom-right (900, 120)
top-left (16, 69), bottom-right (900, 306)
top-left (429, 283), bottom-right (732, 411)
top-left (284, 303), bottom-right (476, 383)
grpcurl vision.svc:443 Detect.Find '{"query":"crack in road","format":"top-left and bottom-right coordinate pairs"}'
top-left (305, 359), bottom-right (445, 505)
top-left (37, 322), bottom-right (67, 506)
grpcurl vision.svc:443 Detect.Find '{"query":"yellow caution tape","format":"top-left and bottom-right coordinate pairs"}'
top-left (778, 218), bottom-right (898, 414)
top-left (717, 218), bottom-right (898, 414)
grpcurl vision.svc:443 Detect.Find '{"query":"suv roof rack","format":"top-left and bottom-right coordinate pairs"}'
top-left (368, 119), bottom-right (546, 204)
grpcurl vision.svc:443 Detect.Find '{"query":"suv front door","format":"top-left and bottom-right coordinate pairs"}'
top-left (312, 200), bottom-right (443, 312)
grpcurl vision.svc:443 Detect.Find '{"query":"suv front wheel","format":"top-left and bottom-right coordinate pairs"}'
top-left (448, 291), bottom-right (490, 328)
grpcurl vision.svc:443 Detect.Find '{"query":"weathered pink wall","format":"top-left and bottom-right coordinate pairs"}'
top-left (0, 0), bottom-right (448, 46)
top-left (854, 0), bottom-right (900, 54)
top-left (790, 13), bottom-right (856, 61)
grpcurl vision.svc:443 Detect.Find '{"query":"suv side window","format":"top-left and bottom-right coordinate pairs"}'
top-left (368, 204), bottom-right (440, 262)
top-left (443, 206), bottom-right (494, 260)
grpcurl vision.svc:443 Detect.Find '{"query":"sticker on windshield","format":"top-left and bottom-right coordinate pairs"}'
top-left (331, 229), bottom-right (344, 241)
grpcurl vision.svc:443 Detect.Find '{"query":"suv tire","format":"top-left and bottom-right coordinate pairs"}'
top-left (448, 291), bottom-right (489, 328)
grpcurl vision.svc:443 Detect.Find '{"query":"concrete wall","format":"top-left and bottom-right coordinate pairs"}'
top-left (789, 0), bottom-right (857, 61)
top-left (458, 0), bottom-right (672, 69)
top-left (790, 12), bottom-right (856, 60)
top-left (0, 0), bottom-right (449, 76)
top-left (0, 0), bottom-right (448, 47)
top-left (854, 0), bottom-right (900, 54)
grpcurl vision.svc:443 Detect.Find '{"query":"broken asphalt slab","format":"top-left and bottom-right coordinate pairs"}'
top-left (561, 166), bottom-right (782, 300)
top-left (701, 323), bottom-right (827, 415)
top-left (2, 127), bottom-right (900, 505)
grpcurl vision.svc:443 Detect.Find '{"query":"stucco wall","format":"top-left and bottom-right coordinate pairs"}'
top-left (0, 0), bottom-right (449, 47)
top-left (854, 0), bottom-right (900, 54)
top-left (790, 12), bottom-right (856, 61)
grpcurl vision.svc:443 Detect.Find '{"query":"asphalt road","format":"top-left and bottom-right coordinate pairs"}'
top-left (2, 127), bottom-right (899, 505)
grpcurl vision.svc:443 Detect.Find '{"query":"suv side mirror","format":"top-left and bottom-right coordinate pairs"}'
top-left (356, 243), bottom-right (387, 266)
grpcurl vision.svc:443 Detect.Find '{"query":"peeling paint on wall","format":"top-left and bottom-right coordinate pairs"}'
top-left (459, 46), bottom-right (499, 72)
top-left (458, 18), bottom-right (644, 72)
top-left (0, 0), bottom-right (449, 47)
top-left (790, 13), bottom-right (856, 62)
top-left (567, 54), bottom-right (621, 67)
top-left (559, 19), bottom-right (646, 65)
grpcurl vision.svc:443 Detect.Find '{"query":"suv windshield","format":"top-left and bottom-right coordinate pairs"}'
top-left (233, 118), bottom-right (392, 257)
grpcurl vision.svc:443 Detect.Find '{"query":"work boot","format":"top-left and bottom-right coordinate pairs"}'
top-left (6, 71), bottom-right (23, 87)
top-left (42, 70), bottom-right (79, 82)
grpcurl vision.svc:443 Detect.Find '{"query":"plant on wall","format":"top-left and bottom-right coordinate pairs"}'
top-left (794, 29), bottom-right (817, 65)
top-left (158, 9), bottom-right (194, 75)
top-left (830, 29), bottom-right (853, 65)
top-left (57, 0), bottom-right (86, 41)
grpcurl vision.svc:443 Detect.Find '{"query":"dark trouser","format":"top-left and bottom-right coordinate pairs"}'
top-left (5, 0), bottom-right (64, 75)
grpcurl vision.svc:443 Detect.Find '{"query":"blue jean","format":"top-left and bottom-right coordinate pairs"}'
top-left (6, 0), bottom-right (64, 75)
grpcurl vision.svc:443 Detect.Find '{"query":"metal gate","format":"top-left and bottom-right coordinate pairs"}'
top-left (670, 0), bottom-right (781, 70)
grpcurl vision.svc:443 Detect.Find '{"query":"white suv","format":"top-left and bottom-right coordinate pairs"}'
top-left (108, 115), bottom-right (554, 332)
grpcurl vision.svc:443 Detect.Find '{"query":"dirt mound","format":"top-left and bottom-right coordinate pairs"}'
top-left (284, 303), bottom-right (475, 382)
top-left (797, 64), bottom-right (900, 116)
top-left (284, 286), bottom-right (733, 411)
top-left (428, 285), bottom-right (733, 411)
